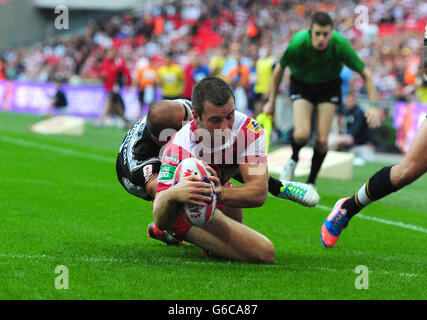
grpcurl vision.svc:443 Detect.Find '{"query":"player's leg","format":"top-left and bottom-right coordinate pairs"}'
top-left (221, 206), bottom-right (243, 224)
top-left (184, 209), bottom-right (275, 263)
top-left (281, 99), bottom-right (314, 180)
top-left (97, 93), bottom-right (114, 125)
top-left (390, 118), bottom-right (427, 187)
top-left (321, 118), bottom-right (427, 247)
top-left (307, 102), bottom-right (335, 185)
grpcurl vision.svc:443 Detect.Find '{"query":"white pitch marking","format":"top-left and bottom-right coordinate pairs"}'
top-left (270, 195), bottom-right (427, 234)
top-left (0, 133), bottom-right (113, 163)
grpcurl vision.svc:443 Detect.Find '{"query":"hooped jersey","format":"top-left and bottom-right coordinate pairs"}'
top-left (157, 110), bottom-right (267, 193)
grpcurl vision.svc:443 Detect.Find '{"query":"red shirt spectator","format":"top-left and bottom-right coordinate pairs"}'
top-left (98, 49), bottom-right (131, 92)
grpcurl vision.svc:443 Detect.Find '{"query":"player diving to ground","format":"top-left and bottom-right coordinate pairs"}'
top-left (116, 99), bottom-right (319, 245)
top-left (153, 77), bottom-right (274, 262)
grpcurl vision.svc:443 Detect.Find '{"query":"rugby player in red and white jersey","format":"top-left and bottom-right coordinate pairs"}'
top-left (153, 77), bottom-right (275, 263)
top-left (117, 99), bottom-right (319, 247)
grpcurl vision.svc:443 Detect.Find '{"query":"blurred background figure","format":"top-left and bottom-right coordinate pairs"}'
top-left (253, 46), bottom-right (275, 118)
top-left (157, 51), bottom-right (184, 100)
top-left (135, 56), bottom-right (158, 118)
top-left (97, 48), bottom-right (131, 129)
top-left (49, 78), bottom-right (68, 117)
top-left (208, 44), bottom-right (227, 78)
top-left (329, 92), bottom-right (374, 164)
top-left (226, 52), bottom-right (250, 114)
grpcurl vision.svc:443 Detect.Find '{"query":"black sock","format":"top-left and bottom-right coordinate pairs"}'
top-left (268, 176), bottom-right (283, 196)
top-left (343, 166), bottom-right (401, 218)
top-left (307, 149), bottom-right (327, 185)
top-left (291, 134), bottom-right (305, 162)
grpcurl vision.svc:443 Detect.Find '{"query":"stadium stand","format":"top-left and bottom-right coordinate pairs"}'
top-left (0, 0), bottom-right (426, 149)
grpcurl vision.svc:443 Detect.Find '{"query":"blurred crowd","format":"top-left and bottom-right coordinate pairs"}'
top-left (0, 0), bottom-right (426, 107)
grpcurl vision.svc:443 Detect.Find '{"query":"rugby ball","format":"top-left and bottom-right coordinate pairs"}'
top-left (173, 158), bottom-right (217, 227)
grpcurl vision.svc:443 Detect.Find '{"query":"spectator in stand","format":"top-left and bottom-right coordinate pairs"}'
top-left (135, 56), bottom-right (158, 117)
top-left (0, 58), bottom-right (7, 80)
top-left (49, 79), bottom-right (68, 117)
top-left (329, 92), bottom-right (374, 163)
top-left (191, 52), bottom-right (209, 84)
top-left (208, 44), bottom-right (227, 78)
top-left (226, 52), bottom-right (250, 113)
top-left (157, 52), bottom-right (184, 100)
top-left (182, 52), bottom-right (195, 100)
top-left (97, 48), bottom-right (131, 128)
top-left (253, 46), bottom-right (275, 117)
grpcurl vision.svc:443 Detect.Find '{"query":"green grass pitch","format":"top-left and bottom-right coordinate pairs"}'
top-left (0, 112), bottom-right (425, 300)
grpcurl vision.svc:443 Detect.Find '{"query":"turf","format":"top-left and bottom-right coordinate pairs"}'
top-left (0, 112), bottom-right (426, 300)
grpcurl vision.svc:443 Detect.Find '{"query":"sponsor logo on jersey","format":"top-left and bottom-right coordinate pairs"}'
top-left (158, 164), bottom-right (176, 181)
top-left (331, 96), bottom-right (339, 103)
top-left (246, 120), bottom-right (262, 133)
top-left (164, 153), bottom-right (180, 164)
top-left (143, 164), bottom-right (153, 181)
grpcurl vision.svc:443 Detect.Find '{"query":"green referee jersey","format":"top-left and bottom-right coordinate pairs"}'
top-left (280, 30), bottom-right (365, 84)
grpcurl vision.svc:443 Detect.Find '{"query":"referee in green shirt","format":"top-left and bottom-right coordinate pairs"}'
top-left (258, 12), bottom-right (381, 187)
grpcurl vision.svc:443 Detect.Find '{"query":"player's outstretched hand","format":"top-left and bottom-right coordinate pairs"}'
top-left (171, 175), bottom-right (213, 206)
top-left (365, 106), bottom-right (382, 128)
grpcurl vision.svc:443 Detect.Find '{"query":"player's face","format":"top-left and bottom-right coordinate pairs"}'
top-left (310, 24), bottom-right (333, 51)
top-left (194, 97), bottom-right (235, 147)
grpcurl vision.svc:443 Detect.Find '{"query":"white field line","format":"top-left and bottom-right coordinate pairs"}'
top-left (0, 253), bottom-right (420, 278)
top-left (0, 133), bottom-right (113, 163)
top-left (1, 177), bottom-right (116, 189)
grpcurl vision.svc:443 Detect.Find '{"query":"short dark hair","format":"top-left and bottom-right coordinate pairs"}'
top-left (310, 12), bottom-right (333, 29)
top-left (191, 77), bottom-right (235, 119)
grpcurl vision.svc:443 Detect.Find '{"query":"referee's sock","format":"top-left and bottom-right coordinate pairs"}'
top-left (307, 148), bottom-right (327, 185)
top-left (342, 166), bottom-right (401, 218)
top-left (290, 132), bottom-right (305, 162)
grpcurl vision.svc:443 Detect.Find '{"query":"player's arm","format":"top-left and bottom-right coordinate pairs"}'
top-left (263, 63), bottom-right (285, 115)
top-left (359, 67), bottom-right (377, 107)
top-left (145, 177), bottom-right (158, 199)
top-left (152, 176), bottom-right (213, 230)
top-left (209, 162), bottom-right (268, 208)
top-left (359, 67), bottom-right (381, 128)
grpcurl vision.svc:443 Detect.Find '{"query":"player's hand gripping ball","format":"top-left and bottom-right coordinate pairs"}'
top-left (173, 158), bottom-right (217, 227)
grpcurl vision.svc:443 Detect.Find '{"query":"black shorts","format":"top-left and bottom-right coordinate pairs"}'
top-left (109, 92), bottom-right (125, 114)
top-left (138, 89), bottom-right (145, 106)
top-left (289, 76), bottom-right (342, 106)
top-left (116, 153), bottom-right (161, 201)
